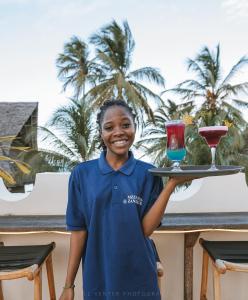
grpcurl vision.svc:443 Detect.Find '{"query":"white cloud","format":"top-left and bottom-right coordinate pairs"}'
top-left (222, 0), bottom-right (248, 20)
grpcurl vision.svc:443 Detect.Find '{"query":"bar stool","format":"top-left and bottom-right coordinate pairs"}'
top-left (0, 242), bottom-right (56, 300)
top-left (199, 238), bottom-right (248, 300)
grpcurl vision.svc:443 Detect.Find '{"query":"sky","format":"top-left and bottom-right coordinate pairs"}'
top-left (1, 0), bottom-right (248, 126)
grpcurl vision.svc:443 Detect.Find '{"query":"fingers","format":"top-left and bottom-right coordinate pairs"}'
top-left (169, 176), bottom-right (200, 185)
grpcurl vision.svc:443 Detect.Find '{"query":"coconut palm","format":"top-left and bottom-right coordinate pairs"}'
top-left (56, 36), bottom-right (101, 99)
top-left (89, 20), bottom-right (165, 124)
top-left (165, 44), bottom-right (248, 127)
top-left (21, 97), bottom-right (99, 173)
top-left (46, 97), bottom-right (99, 162)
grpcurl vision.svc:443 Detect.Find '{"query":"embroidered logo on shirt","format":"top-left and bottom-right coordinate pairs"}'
top-left (123, 195), bottom-right (143, 206)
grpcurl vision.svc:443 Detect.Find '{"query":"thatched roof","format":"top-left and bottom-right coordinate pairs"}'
top-left (0, 102), bottom-right (38, 137)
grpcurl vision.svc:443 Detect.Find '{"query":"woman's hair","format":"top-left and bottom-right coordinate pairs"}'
top-left (96, 99), bottom-right (136, 150)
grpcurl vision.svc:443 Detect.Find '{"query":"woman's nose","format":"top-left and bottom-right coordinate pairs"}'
top-left (113, 127), bottom-right (124, 136)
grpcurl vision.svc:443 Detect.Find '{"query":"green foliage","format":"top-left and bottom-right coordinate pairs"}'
top-left (165, 44), bottom-right (248, 127)
top-left (57, 20), bottom-right (165, 127)
top-left (56, 36), bottom-right (101, 98)
top-left (0, 136), bottom-right (31, 185)
top-left (22, 97), bottom-right (100, 173)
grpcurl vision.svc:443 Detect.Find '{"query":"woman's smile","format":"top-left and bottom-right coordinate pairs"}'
top-left (111, 139), bottom-right (129, 146)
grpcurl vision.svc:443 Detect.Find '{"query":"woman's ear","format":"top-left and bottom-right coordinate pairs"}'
top-left (134, 122), bottom-right (137, 132)
top-left (100, 131), bottom-right (106, 148)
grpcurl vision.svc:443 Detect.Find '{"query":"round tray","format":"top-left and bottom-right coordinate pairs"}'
top-left (148, 165), bottom-right (245, 178)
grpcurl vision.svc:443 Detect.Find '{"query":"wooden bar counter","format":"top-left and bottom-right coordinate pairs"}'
top-left (1, 212), bottom-right (248, 300)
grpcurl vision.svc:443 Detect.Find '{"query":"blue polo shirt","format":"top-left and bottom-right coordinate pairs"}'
top-left (66, 151), bottom-right (163, 300)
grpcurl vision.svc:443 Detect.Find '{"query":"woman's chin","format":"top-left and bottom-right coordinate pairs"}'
top-left (108, 147), bottom-right (130, 156)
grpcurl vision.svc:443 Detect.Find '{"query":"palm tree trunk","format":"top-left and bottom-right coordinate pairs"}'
top-left (117, 85), bottom-right (122, 99)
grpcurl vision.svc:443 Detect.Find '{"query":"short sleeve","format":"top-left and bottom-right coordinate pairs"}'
top-left (142, 174), bottom-right (164, 228)
top-left (66, 168), bottom-right (87, 231)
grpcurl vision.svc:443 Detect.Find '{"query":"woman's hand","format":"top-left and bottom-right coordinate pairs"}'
top-left (59, 288), bottom-right (74, 300)
top-left (167, 176), bottom-right (199, 190)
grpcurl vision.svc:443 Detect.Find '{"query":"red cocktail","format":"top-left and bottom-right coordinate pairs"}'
top-left (199, 126), bottom-right (228, 170)
top-left (166, 120), bottom-right (186, 171)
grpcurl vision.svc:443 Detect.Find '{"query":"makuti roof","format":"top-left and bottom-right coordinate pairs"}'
top-left (0, 102), bottom-right (38, 137)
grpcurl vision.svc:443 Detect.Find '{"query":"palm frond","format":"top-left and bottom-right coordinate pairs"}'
top-left (232, 99), bottom-right (248, 108)
top-left (0, 136), bottom-right (16, 142)
top-left (128, 67), bottom-right (165, 87)
top-left (186, 58), bottom-right (208, 84)
top-left (38, 126), bottom-right (77, 159)
top-left (221, 55), bottom-right (248, 85)
top-left (0, 168), bottom-right (16, 185)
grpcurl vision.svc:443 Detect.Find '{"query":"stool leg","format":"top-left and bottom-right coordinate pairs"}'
top-left (34, 269), bottom-right (42, 300)
top-left (157, 275), bottom-right (161, 292)
top-left (213, 267), bottom-right (221, 300)
top-left (0, 281), bottom-right (4, 300)
top-left (46, 255), bottom-right (56, 300)
top-left (0, 243), bottom-right (4, 300)
top-left (200, 250), bottom-right (209, 300)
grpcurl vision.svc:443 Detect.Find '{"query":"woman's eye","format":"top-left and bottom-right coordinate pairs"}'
top-left (104, 126), bottom-right (113, 131)
top-left (122, 123), bottom-right (130, 128)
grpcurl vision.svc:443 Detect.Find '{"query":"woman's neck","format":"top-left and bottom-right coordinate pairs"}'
top-left (105, 151), bottom-right (129, 170)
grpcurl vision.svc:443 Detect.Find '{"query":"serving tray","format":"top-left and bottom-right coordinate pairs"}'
top-left (148, 165), bottom-right (245, 178)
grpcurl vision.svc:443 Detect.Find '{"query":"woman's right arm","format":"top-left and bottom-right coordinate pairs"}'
top-left (59, 230), bottom-right (88, 300)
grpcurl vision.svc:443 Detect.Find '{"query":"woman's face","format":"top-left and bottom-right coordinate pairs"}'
top-left (101, 106), bottom-right (136, 158)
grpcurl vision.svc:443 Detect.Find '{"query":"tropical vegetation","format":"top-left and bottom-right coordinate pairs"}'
top-left (165, 44), bottom-right (248, 128)
top-left (137, 45), bottom-right (248, 182)
top-left (19, 20), bottom-right (166, 175)
top-left (0, 136), bottom-right (31, 185)
top-left (20, 97), bottom-right (99, 172)
top-left (5, 24), bottom-right (248, 187)
top-left (56, 21), bottom-right (165, 125)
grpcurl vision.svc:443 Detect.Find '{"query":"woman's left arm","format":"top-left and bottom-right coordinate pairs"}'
top-left (142, 177), bottom-right (195, 237)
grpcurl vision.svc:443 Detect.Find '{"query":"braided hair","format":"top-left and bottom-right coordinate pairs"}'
top-left (96, 99), bottom-right (136, 150)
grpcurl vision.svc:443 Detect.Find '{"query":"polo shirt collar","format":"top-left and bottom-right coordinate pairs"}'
top-left (98, 151), bottom-right (136, 176)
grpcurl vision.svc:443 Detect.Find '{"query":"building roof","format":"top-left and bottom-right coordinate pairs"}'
top-left (0, 102), bottom-right (38, 137)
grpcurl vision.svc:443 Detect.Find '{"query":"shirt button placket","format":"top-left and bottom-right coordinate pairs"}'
top-left (112, 173), bottom-right (119, 203)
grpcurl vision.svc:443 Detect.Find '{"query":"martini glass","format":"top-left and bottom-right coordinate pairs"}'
top-left (165, 120), bottom-right (186, 171)
top-left (199, 126), bottom-right (228, 170)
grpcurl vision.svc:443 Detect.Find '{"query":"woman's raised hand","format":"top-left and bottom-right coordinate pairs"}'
top-left (168, 176), bottom-right (199, 188)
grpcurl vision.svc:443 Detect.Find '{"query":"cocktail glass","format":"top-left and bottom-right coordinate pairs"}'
top-left (199, 126), bottom-right (228, 170)
top-left (165, 120), bottom-right (186, 171)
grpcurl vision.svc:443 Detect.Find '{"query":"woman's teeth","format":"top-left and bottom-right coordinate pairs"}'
top-left (113, 140), bottom-right (127, 146)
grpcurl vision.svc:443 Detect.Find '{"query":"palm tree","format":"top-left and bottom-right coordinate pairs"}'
top-left (46, 97), bottom-right (99, 162)
top-left (56, 36), bottom-right (101, 99)
top-left (135, 99), bottom-right (194, 166)
top-left (165, 44), bottom-right (248, 128)
top-left (89, 20), bottom-right (165, 124)
top-left (22, 97), bottom-right (99, 173)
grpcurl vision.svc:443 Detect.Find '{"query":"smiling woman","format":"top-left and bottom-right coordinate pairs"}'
top-left (59, 98), bottom-right (196, 300)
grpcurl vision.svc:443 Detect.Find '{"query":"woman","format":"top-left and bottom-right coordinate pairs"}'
top-left (59, 99), bottom-right (194, 300)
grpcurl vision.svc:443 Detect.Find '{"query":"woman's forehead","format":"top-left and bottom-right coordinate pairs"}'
top-left (102, 106), bottom-right (132, 123)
